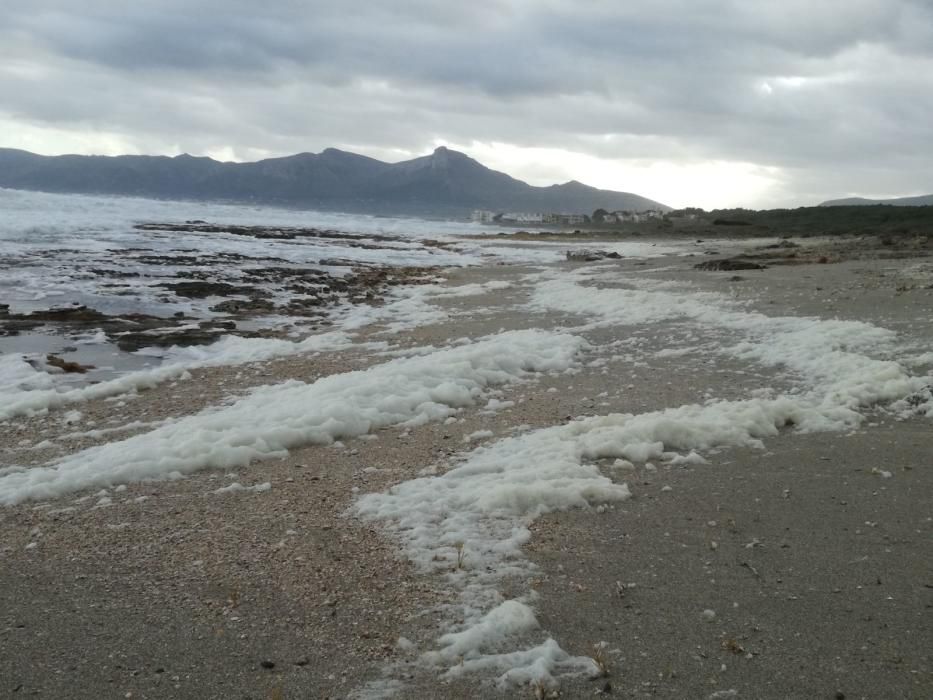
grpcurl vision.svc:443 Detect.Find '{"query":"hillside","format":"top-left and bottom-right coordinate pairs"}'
top-left (0, 146), bottom-right (668, 216)
top-left (820, 194), bottom-right (933, 207)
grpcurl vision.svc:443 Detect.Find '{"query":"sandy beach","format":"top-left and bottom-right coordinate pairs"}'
top-left (2, 232), bottom-right (931, 699)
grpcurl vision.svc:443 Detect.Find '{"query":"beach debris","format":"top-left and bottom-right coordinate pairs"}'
top-left (531, 679), bottom-right (560, 699)
top-left (44, 354), bottom-right (94, 374)
top-left (721, 639), bottom-right (745, 655)
top-left (763, 240), bottom-right (800, 249)
top-left (565, 249), bottom-right (622, 262)
top-left (588, 642), bottom-right (611, 677)
top-left (695, 258), bottom-right (766, 271)
top-left (702, 609), bottom-right (717, 622)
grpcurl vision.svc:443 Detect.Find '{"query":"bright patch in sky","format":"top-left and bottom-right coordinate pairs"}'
top-left (0, 114), bottom-right (141, 157)
top-left (444, 141), bottom-right (784, 210)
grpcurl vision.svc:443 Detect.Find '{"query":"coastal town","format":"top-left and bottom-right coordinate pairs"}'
top-left (471, 207), bottom-right (697, 225)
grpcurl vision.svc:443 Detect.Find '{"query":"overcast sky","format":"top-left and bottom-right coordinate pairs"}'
top-left (2, 1), bottom-right (931, 209)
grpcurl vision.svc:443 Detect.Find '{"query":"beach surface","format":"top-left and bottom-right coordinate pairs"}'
top-left (1, 230), bottom-right (932, 699)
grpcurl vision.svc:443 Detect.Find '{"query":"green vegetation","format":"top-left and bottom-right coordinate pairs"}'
top-left (468, 204), bottom-right (933, 241)
top-left (705, 205), bottom-right (933, 237)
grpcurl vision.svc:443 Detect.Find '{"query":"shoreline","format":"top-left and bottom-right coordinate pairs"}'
top-left (1, 233), bottom-right (931, 699)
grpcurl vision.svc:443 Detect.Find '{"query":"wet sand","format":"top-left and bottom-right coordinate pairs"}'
top-left (1, 236), bottom-right (931, 699)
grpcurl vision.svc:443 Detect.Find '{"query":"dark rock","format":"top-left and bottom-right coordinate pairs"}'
top-left (259, 661), bottom-right (275, 670)
top-left (136, 222), bottom-right (401, 244)
top-left (210, 299), bottom-right (275, 314)
top-left (695, 259), bottom-right (766, 271)
top-left (162, 281), bottom-right (258, 299)
top-left (566, 249), bottom-right (619, 262)
top-left (199, 320), bottom-right (236, 330)
top-left (27, 305), bottom-right (111, 323)
top-left (136, 254), bottom-right (203, 266)
top-left (88, 268), bottom-right (140, 278)
top-left (45, 354), bottom-right (94, 374)
top-left (113, 328), bottom-right (225, 352)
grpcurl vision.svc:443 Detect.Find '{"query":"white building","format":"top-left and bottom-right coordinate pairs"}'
top-left (614, 209), bottom-right (663, 223)
top-left (471, 210), bottom-right (497, 223)
top-left (544, 213), bottom-right (587, 225)
top-left (501, 212), bottom-right (545, 223)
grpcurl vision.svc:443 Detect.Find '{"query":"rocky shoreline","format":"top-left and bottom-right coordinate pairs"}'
top-left (1, 220), bottom-right (448, 352)
top-left (1, 231), bottom-right (931, 699)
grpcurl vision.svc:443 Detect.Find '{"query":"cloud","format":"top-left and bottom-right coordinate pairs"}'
top-left (0, 0), bottom-right (931, 207)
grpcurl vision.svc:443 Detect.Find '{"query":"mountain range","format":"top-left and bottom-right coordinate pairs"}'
top-left (0, 146), bottom-right (668, 217)
top-left (820, 194), bottom-right (933, 207)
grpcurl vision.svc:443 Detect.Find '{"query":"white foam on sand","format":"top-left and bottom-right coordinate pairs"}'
top-left (0, 280), bottom-right (517, 421)
top-left (353, 265), bottom-right (932, 691)
top-left (356, 378), bottom-right (910, 688)
top-left (0, 331), bottom-right (359, 421)
top-left (0, 330), bottom-right (585, 504)
top-left (529, 267), bottom-right (929, 414)
top-left (335, 279), bottom-right (514, 333)
top-left (0, 354), bottom-right (58, 397)
top-left (355, 417), bottom-right (630, 688)
top-left (212, 481), bottom-right (272, 495)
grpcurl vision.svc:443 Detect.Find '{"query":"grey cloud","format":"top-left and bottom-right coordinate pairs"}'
top-left (0, 1), bottom-right (931, 206)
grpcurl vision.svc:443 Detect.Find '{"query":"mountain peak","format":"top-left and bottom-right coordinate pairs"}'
top-left (431, 145), bottom-right (460, 164)
top-left (431, 145), bottom-right (472, 162)
top-left (0, 146), bottom-right (670, 214)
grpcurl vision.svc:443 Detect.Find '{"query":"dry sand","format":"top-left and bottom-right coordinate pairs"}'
top-left (1, 236), bottom-right (931, 699)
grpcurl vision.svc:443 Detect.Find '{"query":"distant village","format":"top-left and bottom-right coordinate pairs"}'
top-left (471, 208), bottom-right (701, 225)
